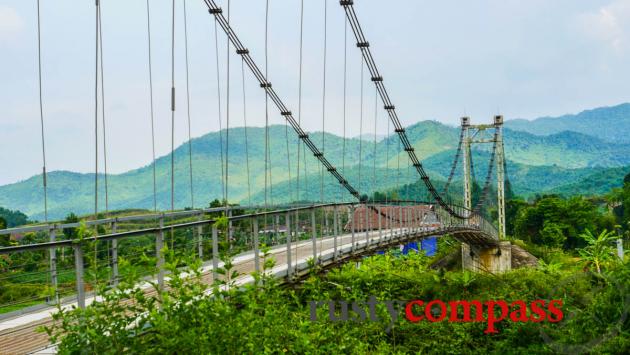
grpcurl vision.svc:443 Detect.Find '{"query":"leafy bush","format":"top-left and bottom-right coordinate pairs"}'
top-left (43, 247), bottom-right (630, 354)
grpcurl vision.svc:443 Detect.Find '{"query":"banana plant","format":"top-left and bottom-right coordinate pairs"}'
top-left (577, 229), bottom-right (618, 274)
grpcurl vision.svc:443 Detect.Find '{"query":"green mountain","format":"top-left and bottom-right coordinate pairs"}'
top-left (505, 103), bottom-right (630, 144)
top-left (503, 130), bottom-right (630, 168)
top-left (545, 166), bottom-right (630, 197)
top-left (2, 118), bottom-right (629, 221)
top-left (0, 125), bottom-right (372, 220)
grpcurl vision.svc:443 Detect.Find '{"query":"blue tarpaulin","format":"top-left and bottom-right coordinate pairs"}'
top-left (378, 237), bottom-right (437, 256)
top-left (420, 237), bottom-right (437, 256)
top-left (401, 242), bottom-right (419, 254)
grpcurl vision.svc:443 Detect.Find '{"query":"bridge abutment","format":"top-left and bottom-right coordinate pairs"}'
top-left (461, 241), bottom-right (511, 273)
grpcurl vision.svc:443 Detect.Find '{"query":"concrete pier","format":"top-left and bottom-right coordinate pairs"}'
top-left (462, 241), bottom-right (512, 273)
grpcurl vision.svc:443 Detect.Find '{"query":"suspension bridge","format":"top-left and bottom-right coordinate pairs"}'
top-left (0, 1), bottom-right (512, 353)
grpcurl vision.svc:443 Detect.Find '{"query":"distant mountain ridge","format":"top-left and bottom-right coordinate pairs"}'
top-left (354, 133), bottom-right (387, 142)
top-left (3, 103), bottom-right (630, 220)
top-left (505, 103), bottom-right (630, 143)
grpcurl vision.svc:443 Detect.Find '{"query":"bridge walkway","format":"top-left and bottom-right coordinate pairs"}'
top-left (0, 225), bottom-right (438, 354)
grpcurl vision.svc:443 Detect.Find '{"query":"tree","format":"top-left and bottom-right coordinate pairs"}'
top-left (504, 198), bottom-right (528, 237)
top-left (209, 199), bottom-right (226, 208)
top-left (0, 216), bottom-right (7, 247)
top-left (577, 229), bottom-right (617, 274)
top-left (513, 195), bottom-right (600, 248)
top-left (0, 207), bottom-right (29, 228)
top-left (540, 222), bottom-right (566, 248)
top-left (370, 191), bottom-right (386, 202)
top-left (62, 213), bottom-right (80, 239)
top-left (623, 173), bottom-right (630, 225)
top-left (504, 178), bottom-right (515, 200)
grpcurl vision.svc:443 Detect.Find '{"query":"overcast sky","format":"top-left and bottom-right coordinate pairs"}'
top-left (1, 0), bottom-right (629, 186)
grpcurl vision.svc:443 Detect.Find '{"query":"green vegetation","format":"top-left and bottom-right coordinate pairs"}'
top-left (3, 105), bottom-right (630, 352)
top-left (510, 195), bottom-right (610, 249)
top-left (545, 166), bottom-right (630, 197)
top-left (577, 229), bottom-right (619, 274)
top-left (506, 173), bottom-right (630, 250)
top-left (0, 206), bottom-right (30, 228)
top-left (0, 210), bottom-right (199, 314)
top-left (36, 173), bottom-right (630, 353)
top-left (0, 203), bottom-right (341, 315)
top-left (43, 238), bottom-right (630, 354)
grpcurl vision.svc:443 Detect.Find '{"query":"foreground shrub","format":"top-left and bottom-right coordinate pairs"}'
top-left (44, 250), bottom-right (630, 354)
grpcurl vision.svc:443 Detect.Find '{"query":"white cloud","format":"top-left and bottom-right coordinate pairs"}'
top-left (577, 0), bottom-right (630, 52)
top-left (0, 6), bottom-right (24, 42)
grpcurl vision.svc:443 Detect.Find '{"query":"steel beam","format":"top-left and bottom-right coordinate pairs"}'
top-left (73, 244), bottom-right (85, 309)
top-left (253, 218), bottom-right (260, 273)
top-left (212, 225), bottom-right (219, 280)
top-left (111, 221), bottom-right (118, 286)
top-left (286, 212), bottom-right (292, 277)
top-left (156, 217), bottom-right (165, 291)
top-left (48, 228), bottom-right (58, 304)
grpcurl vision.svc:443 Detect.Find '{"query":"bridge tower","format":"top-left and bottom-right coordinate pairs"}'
top-left (495, 115), bottom-right (506, 240)
top-left (461, 117), bottom-right (472, 215)
top-left (461, 116), bottom-right (506, 239)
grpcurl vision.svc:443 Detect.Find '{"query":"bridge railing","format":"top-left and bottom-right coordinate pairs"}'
top-left (0, 203), bottom-right (349, 316)
top-left (0, 201), bottom-right (492, 320)
top-left (432, 204), bottom-right (499, 240)
top-left (0, 204), bottom-right (319, 237)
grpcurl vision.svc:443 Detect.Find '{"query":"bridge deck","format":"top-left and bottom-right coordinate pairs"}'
top-left (0, 227), bottom-right (406, 354)
top-left (0, 224), bottom-right (494, 354)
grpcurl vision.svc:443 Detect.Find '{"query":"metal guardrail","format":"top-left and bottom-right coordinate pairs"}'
top-left (1, 204), bottom-right (261, 236)
top-left (0, 201), bottom-right (496, 317)
top-left (0, 200), bottom-right (473, 237)
top-left (0, 203), bottom-right (335, 253)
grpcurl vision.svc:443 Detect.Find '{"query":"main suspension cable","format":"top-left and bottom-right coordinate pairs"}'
top-left (339, 1), bottom-right (468, 217)
top-left (146, 0), bottom-right (157, 212)
top-left (203, 0), bottom-right (361, 200)
top-left (36, 0), bottom-right (48, 223)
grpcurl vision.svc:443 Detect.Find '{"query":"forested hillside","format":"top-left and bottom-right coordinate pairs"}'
top-left (2, 115), bottom-right (629, 220)
top-left (506, 103), bottom-right (630, 143)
